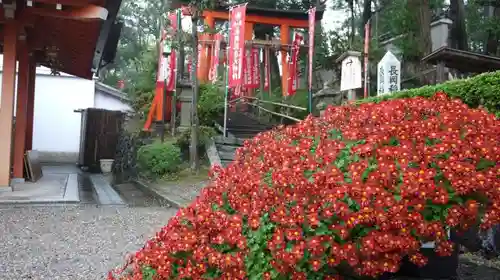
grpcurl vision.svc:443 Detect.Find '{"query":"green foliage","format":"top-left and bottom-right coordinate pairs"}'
top-left (137, 141), bottom-right (182, 179)
top-left (198, 83), bottom-right (225, 126)
top-left (356, 71), bottom-right (500, 117)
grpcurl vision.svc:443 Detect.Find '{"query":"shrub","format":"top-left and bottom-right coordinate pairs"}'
top-left (199, 83), bottom-right (225, 127)
top-left (176, 126), bottom-right (217, 160)
top-left (358, 70), bottom-right (500, 117)
top-left (110, 92), bottom-right (499, 279)
top-left (136, 141), bottom-right (182, 179)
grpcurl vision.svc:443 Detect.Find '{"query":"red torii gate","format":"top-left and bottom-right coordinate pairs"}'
top-left (0, 0), bottom-right (121, 187)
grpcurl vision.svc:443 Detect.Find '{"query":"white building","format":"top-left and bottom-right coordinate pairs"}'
top-left (0, 58), bottom-right (131, 163)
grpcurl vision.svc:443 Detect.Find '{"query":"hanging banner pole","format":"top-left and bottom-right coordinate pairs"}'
top-left (223, 64), bottom-right (229, 137)
top-left (307, 7), bottom-right (316, 114)
top-left (224, 3), bottom-right (247, 137)
top-left (171, 8), bottom-right (182, 136)
top-left (363, 19), bottom-right (371, 99)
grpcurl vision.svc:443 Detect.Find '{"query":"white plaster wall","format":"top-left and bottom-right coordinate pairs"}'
top-left (94, 91), bottom-right (131, 112)
top-left (32, 75), bottom-right (95, 153)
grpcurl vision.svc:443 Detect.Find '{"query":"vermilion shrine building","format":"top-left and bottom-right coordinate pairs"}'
top-left (0, 0), bottom-right (122, 188)
top-left (189, 6), bottom-right (324, 95)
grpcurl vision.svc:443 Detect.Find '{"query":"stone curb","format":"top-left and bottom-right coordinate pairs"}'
top-left (132, 180), bottom-right (183, 208)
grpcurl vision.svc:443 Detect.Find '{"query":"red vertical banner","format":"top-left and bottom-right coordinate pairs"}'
top-left (263, 47), bottom-right (270, 92)
top-left (252, 48), bottom-right (260, 88)
top-left (165, 11), bottom-right (178, 91)
top-left (244, 48), bottom-right (259, 89)
top-left (228, 4), bottom-right (247, 89)
top-left (196, 43), bottom-right (202, 72)
top-left (287, 33), bottom-right (303, 96)
top-left (187, 55), bottom-right (192, 80)
top-left (308, 7), bottom-right (316, 90)
top-left (157, 29), bottom-right (167, 85)
top-left (243, 48), bottom-right (252, 88)
top-left (209, 34), bottom-right (222, 82)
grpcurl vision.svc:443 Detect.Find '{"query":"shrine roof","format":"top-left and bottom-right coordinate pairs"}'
top-left (422, 46), bottom-right (500, 73)
top-left (0, 0), bottom-right (123, 79)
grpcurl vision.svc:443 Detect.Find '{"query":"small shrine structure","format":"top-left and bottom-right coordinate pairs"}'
top-left (0, 0), bottom-right (122, 187)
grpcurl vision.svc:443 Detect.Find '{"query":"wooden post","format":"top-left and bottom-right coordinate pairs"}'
top-left (280, 24), bottom-right (290, 97)
top-left (436, 61), bottom-right (445, 83)
top-left (0, 21), bottom-right (18, 187)
top-left (25, 54), bottom-right (36, 152)
top-left (12, 38), bottom-right (30, 181)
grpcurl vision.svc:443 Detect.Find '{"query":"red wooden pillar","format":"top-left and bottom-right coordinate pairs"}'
top-left (25, 54), bottom-right (36, 151)
top-left (280, 24), bottom-right (290, 97)
top-left (0, 21), bottom-right (18, 187)
top-left (12, 40), bottom-right (30, 180)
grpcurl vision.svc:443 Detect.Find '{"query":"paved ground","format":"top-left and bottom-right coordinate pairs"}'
top-left (0, 205), bottom-right (175, 280)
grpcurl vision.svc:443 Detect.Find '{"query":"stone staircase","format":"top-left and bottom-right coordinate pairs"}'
top-left (207, 112), bottom-right (275, 168)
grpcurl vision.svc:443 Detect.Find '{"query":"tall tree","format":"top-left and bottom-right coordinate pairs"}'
top-left (449, 0), bottom-right (468, 50)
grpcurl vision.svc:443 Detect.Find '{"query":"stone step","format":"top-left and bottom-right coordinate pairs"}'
top-left (89, 174), bottom-right (126, 206)
top-left (218, 150), bottom-right (235, 161)
top-left (216, 144), bottom-right (239, 154)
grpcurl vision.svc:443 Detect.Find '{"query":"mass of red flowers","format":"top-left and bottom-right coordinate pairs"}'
top-left (109, 92), bottom-right (499, 279)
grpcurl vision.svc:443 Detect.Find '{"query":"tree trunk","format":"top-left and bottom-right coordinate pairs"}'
top-left (348, 0), bottom-right (355, 45)
top-left (407, 0), bottom-right (433, 84)
top-left (484, 5), bottom-right (500, 56)
top-left (190, 13), bottom-right (200, 174)
top-left (449, 0), bottom-right (468, 50)
top-left (362, 0), bottom-right (372, 33)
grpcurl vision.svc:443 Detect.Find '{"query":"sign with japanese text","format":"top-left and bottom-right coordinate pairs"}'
top-left (308, 7), bottom-right (316, 90)
top-left (209, 34), bottom-right (223, 82)
top-left (228, 4), bottom-right (247, 88)
top-left (340, 55), bottom-right (362, 91)
top-left (377, 51), bottom-right (401, 95)
top-left (288, 32), bottom-right (303, 96)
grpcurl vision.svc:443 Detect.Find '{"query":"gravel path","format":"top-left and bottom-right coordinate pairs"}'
top-left (0, 205), bottom-right (175, 280)
top-left (1, 205), bottom-right (498, 280)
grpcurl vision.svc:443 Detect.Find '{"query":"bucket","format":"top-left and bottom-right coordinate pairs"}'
top-left (99, 159), bottom-right (114, 174)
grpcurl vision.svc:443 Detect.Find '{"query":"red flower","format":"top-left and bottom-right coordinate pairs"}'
top-left (111, 92), bottom-right (499, 279)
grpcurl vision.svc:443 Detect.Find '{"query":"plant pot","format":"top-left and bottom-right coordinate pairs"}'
top-left (100, 159), bottom-right (114, 174)
top-left (379, 242), bottom-right (459, 280)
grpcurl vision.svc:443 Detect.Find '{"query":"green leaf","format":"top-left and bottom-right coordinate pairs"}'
top-left (329, 129), bottom-right (343, 140)
top-left (476, 158), bottom-right (495, 171)
top-left (389, 136), bottom-right (400, 146)
top-left (141, 266), bottom-right (156, 280)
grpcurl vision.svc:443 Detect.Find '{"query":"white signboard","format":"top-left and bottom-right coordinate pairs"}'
top-left (340, 56), bottom-right (362, 91)
top-left (377, 51), bottom-right (401, 96)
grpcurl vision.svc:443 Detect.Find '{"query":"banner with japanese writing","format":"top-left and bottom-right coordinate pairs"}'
top-left (157, 29), bottom-right (167, 83)
top-left (264, 47), bottom-right (270, 92)
top-left (228, 4), bottom-right (247, 88)
top-left (244, 48), bottom-right (260, 89)
top-left (187, 55), bottom-right (192, 80)
top-left (209, 34), bottom-right (223, 82)
top-left (252, 48), bottom-right (260, 88)
top-left (308, 7), bottom-right (316, 90)
top-left (287, 33), bottom-right (303, 96)
top-left (197, 43), bottom-right (202, 73)
top-left (165, 11), bottom-right (178, 91)
top-left (243, 48), bottom-right (252, 88)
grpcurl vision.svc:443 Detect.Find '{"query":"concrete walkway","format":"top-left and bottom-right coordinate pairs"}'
top-left (0, 165), bottom-right (80, 204)
top-left (135, 180), bottom-right (208, 208)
